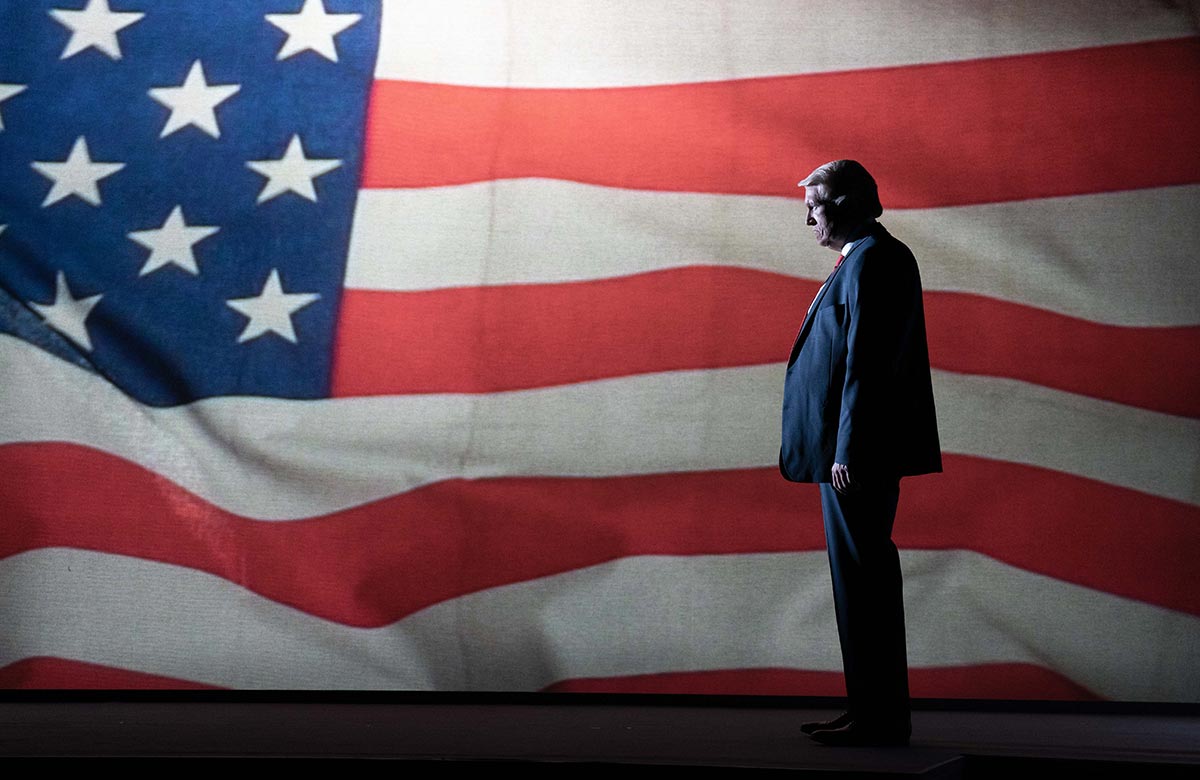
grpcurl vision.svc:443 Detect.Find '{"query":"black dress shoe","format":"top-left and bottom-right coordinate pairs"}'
top-left (800, 711), bottom-right (853, 735)
top-left (808, 720), bottom-right (910, 747)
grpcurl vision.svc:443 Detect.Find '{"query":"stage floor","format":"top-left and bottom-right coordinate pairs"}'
top-left (2, 699), bottom-right (1198, 775)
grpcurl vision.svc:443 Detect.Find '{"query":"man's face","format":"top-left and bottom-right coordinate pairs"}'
top-left (804, 184), bottom-right (840, 250)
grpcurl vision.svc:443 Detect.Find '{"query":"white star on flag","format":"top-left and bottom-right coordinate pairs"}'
top-left (148, 60), bottom-right (241, 139)
top-left (265, 0), bottom-right (361, 63)
top-left (226, 268), bottom-right (319, 343)
top-left (31, 136), bottom-right (125, 207)
top-left (127, 205), bottom-right (220, 276)
top-left (30, 271), bottom-right (103, 351)
top-left (0, 83), bottom-right (27, 131)
top-left (246, 134), bottom-right (342, 204)
top-left (49, 0), bottom-right (144, 61)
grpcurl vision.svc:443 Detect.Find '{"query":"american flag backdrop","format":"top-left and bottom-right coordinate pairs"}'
top-left (1, 0), bottom-right (1198, 699)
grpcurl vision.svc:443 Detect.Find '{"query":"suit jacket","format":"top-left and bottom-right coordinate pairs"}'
top-left (780, 222), bottom-right (942, 483)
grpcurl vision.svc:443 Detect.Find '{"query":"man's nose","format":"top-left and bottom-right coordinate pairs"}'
top-left (806, 212), bottom-right (815, 226)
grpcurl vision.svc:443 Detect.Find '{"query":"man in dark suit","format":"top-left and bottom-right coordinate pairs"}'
top-left (780, 160), bottom-right (941, 747)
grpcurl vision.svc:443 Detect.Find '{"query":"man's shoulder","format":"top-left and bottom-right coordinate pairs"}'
top-left (849, 225), bottom-right (919, 291)
top-left (862, 223), bottom-right (911, 255)
top-left (857, 224), bottom-right (916, 267)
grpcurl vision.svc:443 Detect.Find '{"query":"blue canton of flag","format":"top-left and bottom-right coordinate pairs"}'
top-left (0, 0), bottom-right (381, 405)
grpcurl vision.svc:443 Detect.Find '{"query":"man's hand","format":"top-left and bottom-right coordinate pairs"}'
top-left (831, 462), bottom-right (854, 494)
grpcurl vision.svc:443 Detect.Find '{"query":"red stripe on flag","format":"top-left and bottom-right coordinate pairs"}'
top-left (923, 291), bottom-right (1200, 419)
top-left (361, 39), bottom-right (1200, 205)
top-left (4, 444), bottom-right (1196, 626)
top-left (0, 657), bottom-right (220, 690)
top-left (330, 267), bottom-right (1200, 418)
top-left (543, 664), bottom-right (1101, 700)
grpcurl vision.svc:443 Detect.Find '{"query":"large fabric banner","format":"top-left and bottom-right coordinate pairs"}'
top-left (1, 1), bottom-right (1198, 700)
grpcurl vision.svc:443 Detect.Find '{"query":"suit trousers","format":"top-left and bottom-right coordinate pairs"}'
top-left (819, 480), bottom-right (911, 728)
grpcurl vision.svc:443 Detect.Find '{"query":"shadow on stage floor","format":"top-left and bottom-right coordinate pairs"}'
top-left (2, 693), bottom-right (1198, 776)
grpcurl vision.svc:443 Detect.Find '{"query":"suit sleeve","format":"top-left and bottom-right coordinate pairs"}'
top-left (835, 247), bottom-right (913, 474)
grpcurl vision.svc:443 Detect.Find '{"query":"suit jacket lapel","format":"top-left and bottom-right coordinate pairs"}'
top-left (787, 228), bottom-right (880, 364)
top-left (788, 264), bottom-right (843, 363)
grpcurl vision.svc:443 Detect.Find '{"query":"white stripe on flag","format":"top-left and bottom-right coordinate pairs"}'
top-left (3, 548), bottom-right (1197, 699)
top-left (2, 336), bottom-right (1196, 517)
top-left (346, 182), bottom-right (1200, 327)
top-left (375, 0), bottom-right (1195, 87)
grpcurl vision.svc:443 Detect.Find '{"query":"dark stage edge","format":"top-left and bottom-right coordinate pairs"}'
top-left (2, 698), bottom-right (1199, 776)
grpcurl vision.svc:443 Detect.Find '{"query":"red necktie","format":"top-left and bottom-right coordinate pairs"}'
top-left (792, 255), bottom-right (844, 354)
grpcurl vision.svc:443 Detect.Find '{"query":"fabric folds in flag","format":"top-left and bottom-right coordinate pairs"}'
top-left (1, 0), bottom-right (1199, 700)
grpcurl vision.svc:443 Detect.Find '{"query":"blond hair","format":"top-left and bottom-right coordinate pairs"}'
top-left (798, 159), bottom-right (883, 220)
